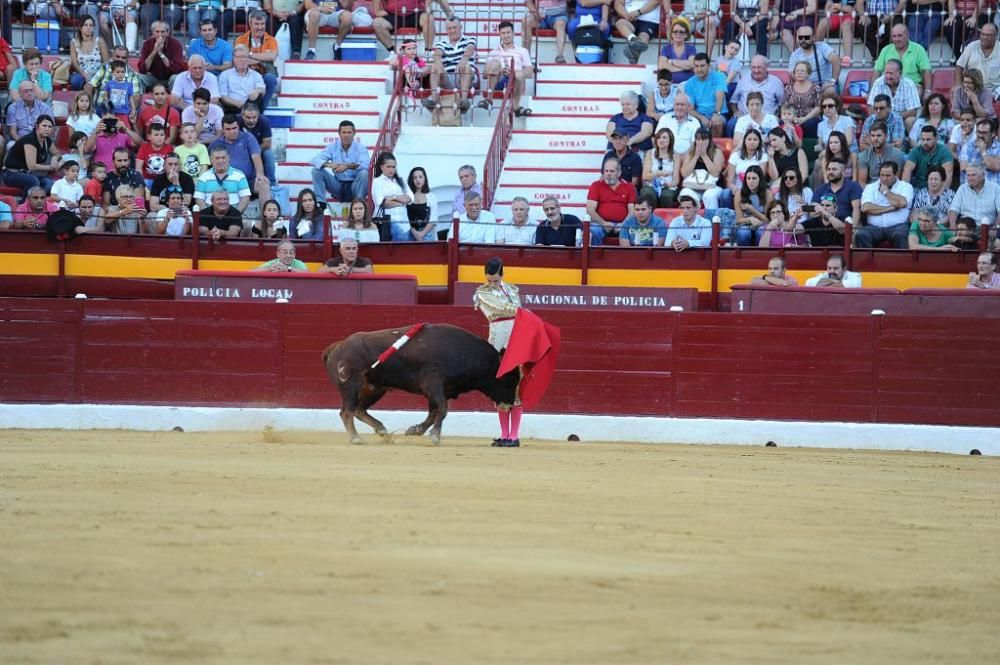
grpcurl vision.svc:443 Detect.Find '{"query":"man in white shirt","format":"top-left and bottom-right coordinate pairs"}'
top-left (805, 254), bottom-right (863, 287)
top-left (449, 191), bottom-right (496, 243)
top-left (665, 191), bottom-right (712, 251)
top-left (496, 196), bottom-right (537, 245)
top-left (857, 160), bottom-right (914, 248)
top-left (482, 20), bottom-right (533, 115)
top-left (655, 92), bottom-right (700, 155)
top-left (948, 165), bottom-right (1000, 229)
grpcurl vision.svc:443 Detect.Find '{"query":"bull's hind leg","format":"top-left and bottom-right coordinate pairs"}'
top-left (426, 385), bottom-right (449, 445)
top-left (354, 383), bottom-right (390, 439)
top-left (338, 376), bottom-right (365, 445)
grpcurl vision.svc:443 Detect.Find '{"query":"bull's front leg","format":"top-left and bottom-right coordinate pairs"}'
top-left (405, 406), bottom-right (437, 437)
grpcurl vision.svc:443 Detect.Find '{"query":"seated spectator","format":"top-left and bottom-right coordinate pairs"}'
top-left (305, 0), bottom-right (373, 60)
top-left (189, 18), bottom-right (233, 74)
top-left (12, 186), bottom-right (59, 230)
top-left (665, 192), bottom-right (712, 251)
top-left (483, 20), bottom-right (534, 117)
top-left (733, 92), bottom-right (779, 147)
top-left (776, 166), bottom-right (813, 217)
top-left (769, 0), bottom-right (816, 53)
top-left (903, 125), bottom-right (955, 192)
top-left (908, 208), bottom-right (958, 251)
top-left (5, 81), bottom-right (53, 144)
top-left (103, 184), bottom-right (146, 234)
top-left (60, 131), bottom-right (91, 178)
top-left (727, 55), bottom-right (785, 138)
top-left (219, 45), bottom-right (266, 115)
top-left (814, 131), bottom-right (857, 188)
top-left (137, 83), bottom-right (181, 143)
top-left (394, 38), bottom-right (431, 107)
top-left (858, 121), bottom-right (907, 186)
top-left (255, 198), bottom-right (288, 238)
top-left (451, 164), bottom-right (481, 219)
top-left (523, 0), bottom-right (570, 64)
top-left (950, 217), bottom-right (979, 250)
top-left (270, 0), bottom-right (307, 59)
top-left (342, 198), bottom-right (382, 244)
top-left (777, 104), bottom-right (803, 148)
top-left (320, 237), bottom-right (374, 274)
top-left (715, 39), bottom-right (744, 84)
top-left (657, 18), bottom-right (696, 85)
top-left (800, 192), bottom-right (849, 247)
top-left (723, 128), bottom-right (769, 209)
top-left (86, 44), bottom-right (142, 103)
top-left (759, 199), bottom-right (806, 247)
top-left (239, 102), bottom-right (275, 186)
top-left (968, 252), bottom-right (1000, 289)
top-left (182, 88), bottom-right (225, 145)
top-left (200, 189), bottom-right (244, 240)
top-left (725, 2), bottom-right (768, 59)
top-left (655, 93), bottom-right (700, 155)
top-left (68, 92), bottom-right (102, 137)
top-left (614, 0), bottom-right (660, 64)
top-left (97, 60), bottom-right (141, 129)
top-left (136, 123), bottom-right (174, 186)
top-left (619, 198), bottom-right (666, 247)
top-left (2, 115), bottom-right (59, 195)
top-left (646, 69), bottom-right (678, 123)
top-left (948, 165), bottom-right (1000, 230)
top-left (153, 185), bottom-right (194, 235)
top-left (137, 22), bottom-right (186, 90)
top-left (370, 152), bottom-right (413, 240)
top-left (175, 123), bottom-right (212, 177)
top-left (857, 161), bottom-right (914, 249)
top-left (586, 157), bottom-right (637, 245)
top-left (750, 256), bottom-right (799, 287)
top-left (450, 191), bottom-right (497, 244)
top-left (813, 157), bottom-right (862, 225)
top-left (949, 109), bottom-right (977, 159)
top-left (83, 162), bottom-right (109, 201)
top-left (223, 0), bottom-right (266, 40)
top-left (816, 93), bottom-right (855, 151)
top-left (210, 114), bottom-right (270, 201)
top-left (99, 0), bottom-right (139, 52)
top-left (534, 197), bottom-right (581, 246)
top-left (788, 24), bottom-right (839, 93)
top-left (951, 70), bottom-right (996, 121)
top-left (867, 59), bottom-right (921, 135)
top-left (496, 196), bottom-right (538, 245)
top-left (104, 147), bottom-right (147, 209)
top-left (959, 118), bottom-right (1000, 186)
top-left (404, 166), bottom-right (438, 242)
top-left (875, 23), bottom-right (931, 91)
top-left (567, 0), bottom-right (611, 44)
top-left (255, 239), bottom-right (310, 272)
top-left (171, 55), bottom-right (221, 108)
top-left (429, 18), bottom-right (477, 114)
top-left (604, 131), bottom-right (643, 188)
top-left (195, 147), bottom-right (251, 214)
top-left (149, 153), bottom-right (195, 212)
top-left (683, 53), bottom-right (728, 137)
top-left (8, 48), bottom-right (52, 103)
top-left (288, 188), bottom-right (327, 240)
top-left (372, 0), bottom-right (445, 54)
top-left (766, 127), bottom-right (808, 188)
top-left (781, 62), bottom-right (823, 140)
top-left (234, 10), bottom-right (279, 109)
top-left (641, 127), bottom-right (678, 208)
top-left (733, 164), bottom-right (773, 246)
top-left (911, 166), bottom-right (954, 222)
top-left (310, 120), bottom-right (370, 208)
top-left (50, 160), bottom-right (84, 210)
top-left (908, 94), bottom-right (956, 148)
top-left (70, 16), bottom-right (109, 91)
top-left (84, 113), bottom-right (140, 173)
top-left (954, 24), bottom-right (999, 97)
top-left (677, 128), bottom-right (724, 209)
top-left (75, 195), bottom-right (104, 233)
top-left (805, 254), bottom-right (862, 287)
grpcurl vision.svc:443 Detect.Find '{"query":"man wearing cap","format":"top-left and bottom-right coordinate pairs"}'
top-left (750, 256), bottom-right (799, 286)
top-left (603, 131), bottom-right (643, 188)
top-left (665, 191), bottom-right (712, 251)
top-left (586, 157), bottom-right (637, 245)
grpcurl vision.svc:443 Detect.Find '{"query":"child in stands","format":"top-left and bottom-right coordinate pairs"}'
top-left (778, 103), bottom-right (803, 148)
top-left (84, 161), bottom-right (108, 201)
top-left (50, 161), bottom-right (85, 210)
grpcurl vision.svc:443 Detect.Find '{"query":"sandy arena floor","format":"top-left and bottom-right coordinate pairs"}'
top-left (1, 429), bottom-right (998, 664)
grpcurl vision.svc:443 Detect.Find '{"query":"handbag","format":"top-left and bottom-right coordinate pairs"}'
top-left (682, 168), bottom-right (717, 190)
top-left (406, 202), bottom-right (430, 230)
top-left (373, 202), bottom-right (393, 242)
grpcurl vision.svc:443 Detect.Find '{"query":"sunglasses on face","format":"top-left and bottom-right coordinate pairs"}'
top-left (798, 35), bottom-right (812, 40)
top-left (822, 103), bottom-right (836, 109)
top-left (784, 175), bottom-right (798, 180)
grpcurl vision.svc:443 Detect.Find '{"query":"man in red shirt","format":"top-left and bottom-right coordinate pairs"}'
top-left (136, 83), bottom-right (181, 143)
top-left (585, 156), bottom-right (636, 245)
top-left (372, 0), bottom-right (455, 54)
top-left (138, 21), bottom-right (187, 90)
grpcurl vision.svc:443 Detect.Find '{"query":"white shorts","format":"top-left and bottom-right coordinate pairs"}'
top-left (317, 7), bottom-right (373, 28)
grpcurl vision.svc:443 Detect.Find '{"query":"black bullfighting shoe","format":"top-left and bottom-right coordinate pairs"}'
top-left (491, 438), bottom-right (506, 447)
top-left (499, 438), bottom-right (520, 447)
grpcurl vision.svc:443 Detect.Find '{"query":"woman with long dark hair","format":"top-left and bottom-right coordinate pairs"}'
top-left (342, 197), bottom-right (381, 244)
top-left (640, 128), bottom-right (677, 208)
top-left (722, 127), bottom-right (768, 208)
top-left (289, 187), bottom-right (325, 241)
top-left (814, 130), bottom-right (857, 188)
top-left (733, 164), bottom-right (773, 246)
top-left (370, 151), bottom-right (412, 241)
top-left (404, 166), bottom-right (438, 242)
top-left (776, 166), bottom-right (813, 217)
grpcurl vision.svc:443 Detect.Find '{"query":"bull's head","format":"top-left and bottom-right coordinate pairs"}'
top-left (483, 368), bottom-right (521, 407)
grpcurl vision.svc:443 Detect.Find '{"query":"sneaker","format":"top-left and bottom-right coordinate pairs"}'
top-left (500, 438), bottom-right (520, 447)
top-left (630, 37), bottom-right (649, 54)
top-left (458, 98), bottom-right (471, 113)
top-left (624, 49), bottom-right (639, 65)
top-left (305, 49), bottom-right (316, 61)
top-left (292, 51), bottom-right (301, 60)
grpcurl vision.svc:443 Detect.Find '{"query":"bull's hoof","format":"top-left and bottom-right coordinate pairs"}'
top-left (351, 436), bottom-right (364, 445)
top-left (429, 432), bottom-right (441, 445)
top-left (405, 425), bottom-right (424, 436)
top-left (375, 428), bottom-right (389, 438)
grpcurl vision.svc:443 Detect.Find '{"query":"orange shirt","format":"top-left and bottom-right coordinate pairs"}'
top-left (235, 32), bottom-right (278, 74)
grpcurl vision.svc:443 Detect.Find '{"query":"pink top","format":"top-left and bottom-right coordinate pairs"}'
top-left (14, 200), bottom-right (60, 228)
top-left (487, 44), bottom-right (533, 71)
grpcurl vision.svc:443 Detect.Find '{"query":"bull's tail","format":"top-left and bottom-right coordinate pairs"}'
top-left (322, 341), bottom-right (343, 384)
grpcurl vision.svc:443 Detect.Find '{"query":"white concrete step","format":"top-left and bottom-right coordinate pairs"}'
top-left (498, 167), bottom-right (597, 188)
top-left (503, 149), bottom-right (604, 170)
top-left (534, 79), bottom-right (642, 99)
top-left (282, 60), bottom-right (392, 80)
top-left (527, 97), bottom-right (623, 116)
top-left (281, 75), bottom-right (389, 96)
top-left (509, 130), bottom-right (609, 152)
top-left (284, 143), bottom-right (376, 164)
top-left (494, 184), bottom-right (589, 209)
top-left (276, 94), bottom-right (384, 113)
top-left (536, 63), bottom-right (651, 84)
top-left (517, 112), bottom-right (609, 131)
top-left (276, 163), bottom-right (314, 183)
top-left (292, 110), bottom-right (381, 131)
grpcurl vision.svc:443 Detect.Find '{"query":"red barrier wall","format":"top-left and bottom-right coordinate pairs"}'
top-left (2, 298), bottom-right (996, 427)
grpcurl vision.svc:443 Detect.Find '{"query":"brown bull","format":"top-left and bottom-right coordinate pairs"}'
top-left (322, 324), bottom-right (520, 444)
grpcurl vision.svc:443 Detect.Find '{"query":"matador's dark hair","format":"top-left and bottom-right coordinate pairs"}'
top-left (485, 257), bottom-right (504, 276)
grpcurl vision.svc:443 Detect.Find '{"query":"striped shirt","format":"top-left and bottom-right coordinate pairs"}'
top-left (868, 76), bottom-right (921, 116)
top-left (948, 181), bottom-right (1000, 223)
top-left (434, 34), bottom-right (476, 72)
top-left (195, 166), bottom-right (251, 207)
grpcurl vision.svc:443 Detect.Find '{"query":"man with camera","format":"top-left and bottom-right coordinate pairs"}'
top-left (84, 113), bottom-right (140, 174)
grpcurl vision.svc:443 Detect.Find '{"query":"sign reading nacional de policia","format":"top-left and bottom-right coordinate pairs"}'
top-left (455, 283), bottom-right (697, 311)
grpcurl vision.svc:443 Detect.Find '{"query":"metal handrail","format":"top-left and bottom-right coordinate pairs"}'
top-left (481, 56), bottom-right (515, 211)
top-left (366, 72), bottom-right (405, 213)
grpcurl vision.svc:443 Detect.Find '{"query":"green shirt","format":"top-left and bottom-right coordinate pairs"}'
top-left (874, 42), bottom-right (931, 87)
top-left (259, 258), bottom-right (308, 272)
top-left (908, 222), bottom-right (953, 247)
top-left (905, 142), bottom-right (953, 190)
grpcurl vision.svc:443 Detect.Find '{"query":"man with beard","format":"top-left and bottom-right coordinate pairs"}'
top-left (103, 147), bottom-right (146, 209)
top-left (812, 158), bottom-right (862, 223)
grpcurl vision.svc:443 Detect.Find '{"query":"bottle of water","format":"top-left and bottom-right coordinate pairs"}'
top-left (575, 228), bottom-right (583, 247)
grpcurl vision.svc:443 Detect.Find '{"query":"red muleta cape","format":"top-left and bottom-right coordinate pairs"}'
top-left (496, 309), bottom-right (560, 410)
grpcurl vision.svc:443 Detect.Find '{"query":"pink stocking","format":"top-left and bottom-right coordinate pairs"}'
top-left (509, 406), bottom-right (523, 439)
top-left (498, 408), bottom-right (511, 439)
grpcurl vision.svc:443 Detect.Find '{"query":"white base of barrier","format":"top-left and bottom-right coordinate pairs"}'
top-left (0, 404), bottom-right (994, 456)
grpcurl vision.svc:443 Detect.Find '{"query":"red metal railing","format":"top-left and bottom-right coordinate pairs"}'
top-left (481, 57), bottom-right (515, 211)
top-left (366, 72), bottom-right (405, 212)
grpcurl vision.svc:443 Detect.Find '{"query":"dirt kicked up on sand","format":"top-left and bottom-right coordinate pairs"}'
top-left (1, 429), bottom-right (998, 664)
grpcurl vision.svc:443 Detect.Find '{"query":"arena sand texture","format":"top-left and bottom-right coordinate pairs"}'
top-left (1, 430), bottom-right (998, 664)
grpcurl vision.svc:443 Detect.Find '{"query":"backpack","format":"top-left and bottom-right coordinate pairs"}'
top-left (572, 26), bottom-right (608, 64)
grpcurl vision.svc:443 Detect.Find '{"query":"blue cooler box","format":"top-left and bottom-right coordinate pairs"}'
top-left (575, 45), bottom-right (604, 65)
top-left (34, 20), bottom-right (60, 53)
top-left (264, 107), bottom-right (295, 129)
top-left (341, 40), bottom-right (378, 62)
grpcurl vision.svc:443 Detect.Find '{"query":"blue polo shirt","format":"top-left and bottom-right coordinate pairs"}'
top-left (683, 70), bottom-right (728, 118)
top-left (813, 179), bottom-right (863, 221)
top-left (210, 130), bottom-right (261, 182)
top-left (188, 37), bottom-right (233, 69)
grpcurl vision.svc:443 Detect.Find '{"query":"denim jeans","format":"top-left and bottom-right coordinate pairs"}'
top-left (311, 167), bottom-right (368, 204)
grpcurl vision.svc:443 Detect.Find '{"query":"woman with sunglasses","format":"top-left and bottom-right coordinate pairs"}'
top-left (657, 18), bottom-right (696, 86)
top-left (776, 167), bottom-right (813, 217)
top-left (816, 92), bottom-right (855, 152)
top-left (908, 207), bottom-right (957, 251)
top-left (759, 199), bottom-right (807, 248)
